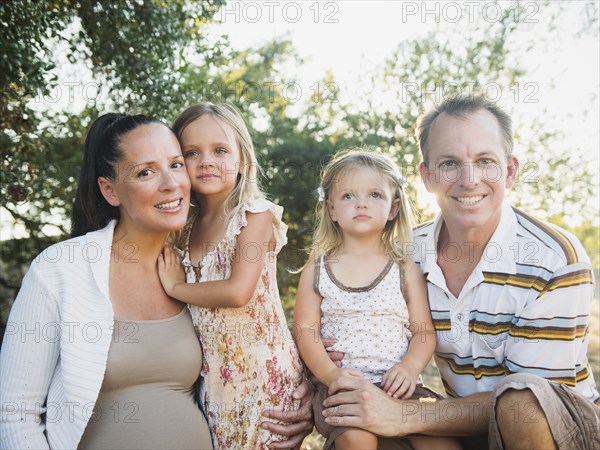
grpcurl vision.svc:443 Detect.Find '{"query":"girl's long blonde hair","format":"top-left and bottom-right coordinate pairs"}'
top-left (307, 148), bottom-right (414, 265)
top-left (172, 102), bottom-right (265, 219)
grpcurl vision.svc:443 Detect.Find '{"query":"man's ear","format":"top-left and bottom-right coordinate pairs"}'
top-left (326, 199), bottom-right (337, 222)
top-left (419, 162), bottom-right (433, 192)
top-left (388, 199), bottom-right (400, 221)
top-left (98, 177), bottom-right (120, 207)
top-left (505, 156), bottom-right (519, 189)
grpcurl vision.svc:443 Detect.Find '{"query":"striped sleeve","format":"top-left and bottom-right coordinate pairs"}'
top-left (504, 263), bottom-right (595, 386)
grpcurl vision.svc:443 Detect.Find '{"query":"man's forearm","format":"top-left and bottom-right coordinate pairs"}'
top-left (323, 376), bottom-right (493, 438)
top-left (408, 392), bottom-right (492, 437)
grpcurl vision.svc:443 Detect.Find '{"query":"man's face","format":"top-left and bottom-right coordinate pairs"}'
top-left (419, 109), bottom-right (519, 238)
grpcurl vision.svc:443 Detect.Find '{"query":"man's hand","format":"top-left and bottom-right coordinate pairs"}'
top-left (323, 337), bottom-right (344, 368)
top-left (260, 380), bottom-right (314, 449)
top-left (322, 375), bottom-right (420, 437)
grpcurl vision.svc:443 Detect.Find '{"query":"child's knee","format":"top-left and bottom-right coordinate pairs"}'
top-left (335, 429), bottom-right (378, 450)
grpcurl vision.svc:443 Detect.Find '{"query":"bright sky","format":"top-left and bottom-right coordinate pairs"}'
top-left (214, 0), bottom-right (599, 220)
top-left (215, 1), bottom-right (598, 109)
top-left (2, 1), bottom-right (598, 238)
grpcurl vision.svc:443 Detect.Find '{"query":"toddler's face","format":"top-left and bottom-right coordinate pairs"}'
top-left (327, 167), bottom-right (399, 238)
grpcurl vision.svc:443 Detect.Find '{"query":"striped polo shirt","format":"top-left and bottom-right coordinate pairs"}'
top-left (413, 202), bottom-right (599, 405)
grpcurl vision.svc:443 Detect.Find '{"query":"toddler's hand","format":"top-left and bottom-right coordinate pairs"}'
top-left (158, 244), bottom-right (185, 297)
top-left (380, 362), bottom-right (418, 399)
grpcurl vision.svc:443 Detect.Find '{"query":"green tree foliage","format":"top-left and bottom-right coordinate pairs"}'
top-left (1, 0), bottom-right (225, 238)
top-left (1, 1), bottom-right (598, 331)
top-left (0, 0), bottom-right (225, 332)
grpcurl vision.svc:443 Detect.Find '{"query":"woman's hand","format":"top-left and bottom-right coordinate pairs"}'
top-left (260, 380), bottom-right (314, 449)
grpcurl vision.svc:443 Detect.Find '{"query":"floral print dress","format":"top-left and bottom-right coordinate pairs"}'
top-left (181, 199), bottom-right (304, 450)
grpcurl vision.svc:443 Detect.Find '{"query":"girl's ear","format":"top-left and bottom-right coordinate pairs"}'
top-left (98, 177), bottom-right (121, 207)
top-left (326, 199), bottom-right (337, 222)
top-left (388, 198), bottom-right (401, 220)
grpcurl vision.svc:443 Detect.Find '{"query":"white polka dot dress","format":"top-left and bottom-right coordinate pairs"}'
top-left (316, 255), bottom-right (412, 383)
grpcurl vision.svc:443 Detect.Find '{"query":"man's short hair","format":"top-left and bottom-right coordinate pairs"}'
top-left (416, 96), bottom-right (514, 164)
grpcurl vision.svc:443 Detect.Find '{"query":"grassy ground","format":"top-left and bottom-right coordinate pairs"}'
top-left (300, 300), bottom-right (600, 449)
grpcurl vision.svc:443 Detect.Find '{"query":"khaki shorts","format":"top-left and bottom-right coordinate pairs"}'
top-left (489, 373), bottom-right (600, 450)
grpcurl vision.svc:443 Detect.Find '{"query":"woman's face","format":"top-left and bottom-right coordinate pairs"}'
top-left (99, 123), bottom-right (191, 235)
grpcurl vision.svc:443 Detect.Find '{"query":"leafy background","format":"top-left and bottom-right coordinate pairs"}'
top-left (1, 1), bottom-right (598, 446)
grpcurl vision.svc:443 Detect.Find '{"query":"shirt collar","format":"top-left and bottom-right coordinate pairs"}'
top-left (419, 202), bottom-right (517, 276)
top-left (479, 202), bottom-right (518, 274)
top-left (418, 213), bottom-right (445, 283)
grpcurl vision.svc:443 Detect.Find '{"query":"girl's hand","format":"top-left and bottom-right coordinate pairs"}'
top-left (158, 244), bottom-right (186, 297)
top-left (380, 362), bottom-right (418, 399)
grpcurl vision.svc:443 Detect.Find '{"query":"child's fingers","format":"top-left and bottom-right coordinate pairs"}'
top-left (167, 246), bottom-right (176, 266)
top-left (163, 244), bottom-right (178, 267)
top-left (391, 378), bottom-right (411, 398)
top-left (381, 367), bottom-right (401, 390)
top-left (381, 374), bottom-right (395, 392)
top-left (381, 373), bottom-right (389, 390)
top-left (386, 375), bottom-right (404, 396)
top-left (400, 383), bottom-right (416, 400)
top-left (382, 368), bottom-right (401, 392)
top-left (158, 248), bottom-right (166, 268)
top-left (170, 246), bottom-right (182, 265)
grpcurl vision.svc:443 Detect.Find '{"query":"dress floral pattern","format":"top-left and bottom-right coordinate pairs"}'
top-left (181, 199), bottom-right (304, 450)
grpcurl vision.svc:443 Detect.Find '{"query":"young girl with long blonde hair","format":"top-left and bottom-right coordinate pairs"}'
top-left (294, 149), bottom-right (461, 450)
top-left (158, 103), bottom-right (304, 449)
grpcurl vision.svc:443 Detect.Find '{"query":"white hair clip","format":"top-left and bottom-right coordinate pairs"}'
top-left (399, 175), bottom-right (407, 186)
top-left (317, 186), bottom-right (325, 202)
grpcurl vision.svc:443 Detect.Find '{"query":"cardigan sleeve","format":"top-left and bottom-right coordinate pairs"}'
top-left (0, 263), bottom-right (61, 449)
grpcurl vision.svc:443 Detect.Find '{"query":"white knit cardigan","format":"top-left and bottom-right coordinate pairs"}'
top-left (1, 221), bottom-right (117, 449)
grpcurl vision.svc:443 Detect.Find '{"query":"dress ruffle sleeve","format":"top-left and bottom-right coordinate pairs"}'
top-left (228, 198), bottom-right (288, 255)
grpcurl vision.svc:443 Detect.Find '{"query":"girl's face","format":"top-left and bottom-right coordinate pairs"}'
top-left (98, 123), bottom-right (190, 235)
top-left (327, 167), bottom-right (400, 239)
top-left (180, 114), bottom-right (242, 203)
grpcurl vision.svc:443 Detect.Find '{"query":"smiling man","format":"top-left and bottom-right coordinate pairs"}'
top-left (322, 96), bottom-right (599, 449)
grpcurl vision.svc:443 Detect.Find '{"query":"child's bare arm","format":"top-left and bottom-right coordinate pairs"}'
top-left (381, 261), bottom-right (436, 399)
top-left (158, 211), bottom-right (274, 308)
top-left (294, 261), bottom-right (362, 386)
